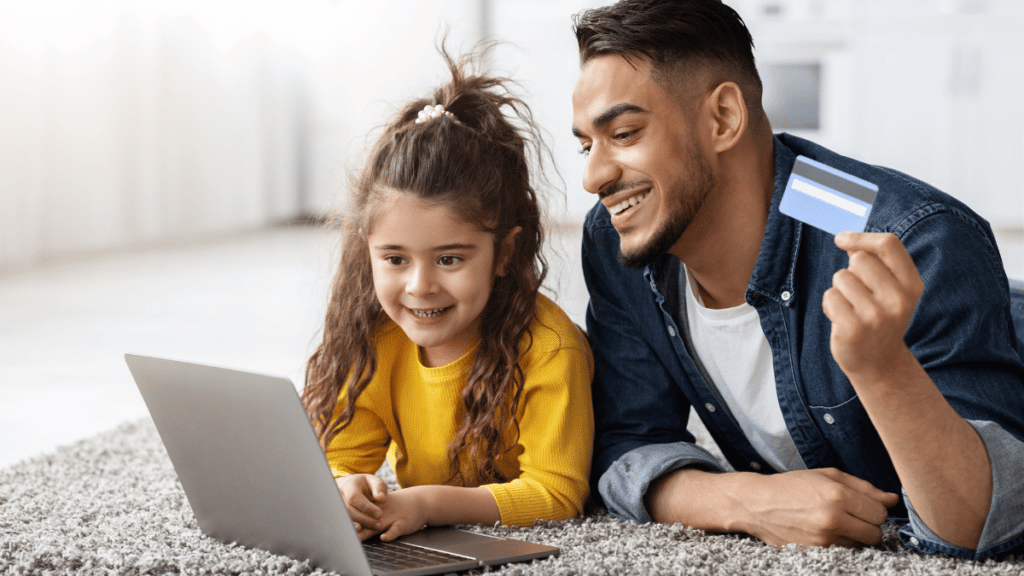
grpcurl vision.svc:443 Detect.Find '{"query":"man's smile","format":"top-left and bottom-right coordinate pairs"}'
top-left (608, 190), bottom-right (650, 216)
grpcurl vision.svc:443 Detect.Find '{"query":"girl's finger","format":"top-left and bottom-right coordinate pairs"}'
top-left (347, 506), bottom-right (382, 531)
top-left (379, 521), bottom-right (407, 543)
top-left (368, 475), bottom-right (389, 502)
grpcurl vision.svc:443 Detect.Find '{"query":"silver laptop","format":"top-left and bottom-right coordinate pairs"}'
top-left (124, 353), bottom-right (559, 576)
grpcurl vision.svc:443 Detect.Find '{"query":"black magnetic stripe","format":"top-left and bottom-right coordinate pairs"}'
top-left (792, 159), bottom-right (878, 204)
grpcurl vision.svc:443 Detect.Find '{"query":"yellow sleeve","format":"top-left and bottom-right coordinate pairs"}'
top-left (482, 315), bottom-right (595, 526)
top-left (324, 382), bottom-right (392, 479)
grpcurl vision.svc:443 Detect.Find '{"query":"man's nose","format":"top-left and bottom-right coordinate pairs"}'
top-left (581, 143), bottom-right (619, 196)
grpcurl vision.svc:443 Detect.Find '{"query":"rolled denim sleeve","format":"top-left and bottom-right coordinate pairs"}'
top-left (598, 442), bottom-right (726, 523)
top-left (900, 420), bottom-right (1024, 560)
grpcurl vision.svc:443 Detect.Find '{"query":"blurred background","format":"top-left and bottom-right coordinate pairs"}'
top-left (1, 0), bottom-right (1022, 468)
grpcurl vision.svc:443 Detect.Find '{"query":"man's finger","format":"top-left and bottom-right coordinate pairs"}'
top-left (835, 232), bottom-right (922, 295)
top-left (831, 268), bottom-right (877, 317)
top-left (826, 470), bottom-right (898, 526)
top-left (845, 250), bottom-right (899, 296)
top-left (828, 468), bottom-right (898, 502)
top-left (835, 513), bottom-right (885, 546)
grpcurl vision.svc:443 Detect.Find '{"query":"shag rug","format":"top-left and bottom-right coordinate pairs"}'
top-left (2, 419), bottom-right (1022, 575)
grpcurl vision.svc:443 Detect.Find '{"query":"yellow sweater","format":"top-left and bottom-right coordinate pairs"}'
top-left (326, 294), bottom-right (594, 526)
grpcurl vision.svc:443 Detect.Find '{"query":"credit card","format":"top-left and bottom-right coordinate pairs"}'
top-left (779, 155), bottom-right (878, 236)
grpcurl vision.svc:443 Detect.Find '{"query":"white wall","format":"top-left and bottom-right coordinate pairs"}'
top-left (0, 0), bottom-right (485, 273)
top-left (735, 0), bottom-right (1024, 232)
top-left (2, 0), bottom-right (1022, 274)
top-left (0, 2), bottom-right (315, 272)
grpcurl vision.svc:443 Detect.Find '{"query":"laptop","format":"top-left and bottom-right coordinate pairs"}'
top-left (124, 353), bottom-right (559, 576)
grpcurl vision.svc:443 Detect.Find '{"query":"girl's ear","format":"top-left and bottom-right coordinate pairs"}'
top-left (495, 226), bottom-right (523, 277)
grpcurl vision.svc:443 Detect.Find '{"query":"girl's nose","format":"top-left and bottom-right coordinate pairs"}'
top-left (405, 265), bottom-right (438, 297)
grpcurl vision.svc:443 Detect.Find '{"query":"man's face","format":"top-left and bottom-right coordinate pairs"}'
top-left (572, 55), bottom-right (714, 268)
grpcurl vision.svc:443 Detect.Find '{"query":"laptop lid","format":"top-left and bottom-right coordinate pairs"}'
top-left (124, 354), bottom-right (558, 576)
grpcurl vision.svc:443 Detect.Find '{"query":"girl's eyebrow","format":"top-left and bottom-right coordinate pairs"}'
top-left (435, 243), bottom-right (476, 251)
top-left (371, 243), bottom-right (477, 251)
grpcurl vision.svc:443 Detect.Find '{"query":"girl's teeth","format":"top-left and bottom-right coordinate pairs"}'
top-left (412, 307), bottom-right (446, 318)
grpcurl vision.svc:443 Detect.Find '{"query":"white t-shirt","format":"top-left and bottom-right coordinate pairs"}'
top-left (684, 266), bottom-right (806, 472)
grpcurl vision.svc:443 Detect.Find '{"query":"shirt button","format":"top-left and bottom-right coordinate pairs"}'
top-left (750, 462), bottom-right (762, 471)
top-left (667, 325), bottom-right (677, 337)
top-left (909, 537), bottom-right (920, 546)
top-left (781, 290), bottom-right (791, 301)
top-left (823, 413), bottom-right (835, 425)
top-left (704, 403), bottom-right (716, 413)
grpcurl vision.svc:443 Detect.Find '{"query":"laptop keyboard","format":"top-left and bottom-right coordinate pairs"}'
top-left (363, 540), bottom-right (475, 572)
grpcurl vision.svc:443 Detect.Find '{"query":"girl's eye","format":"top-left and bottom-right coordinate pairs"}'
top-left (384, 255), bottom-right (406, 266)
top-left (438, 255), bottom-right (462, 266)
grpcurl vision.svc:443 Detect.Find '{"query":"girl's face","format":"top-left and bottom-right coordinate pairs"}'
top-left (367, 194), bottom-right (498, 368)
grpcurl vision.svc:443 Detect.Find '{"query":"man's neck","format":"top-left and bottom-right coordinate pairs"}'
top-left (671, 135), bottom-right (775, 310)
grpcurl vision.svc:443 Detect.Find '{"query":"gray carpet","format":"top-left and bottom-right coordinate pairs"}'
top-left (2, 420), bottom-right (1021, 575)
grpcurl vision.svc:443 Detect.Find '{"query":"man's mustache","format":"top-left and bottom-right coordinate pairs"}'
top-left (598, 179), bottom-right (653, 200)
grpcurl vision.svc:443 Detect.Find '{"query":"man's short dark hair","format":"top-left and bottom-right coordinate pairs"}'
top-left (572, 0), bottom-right (762, 104)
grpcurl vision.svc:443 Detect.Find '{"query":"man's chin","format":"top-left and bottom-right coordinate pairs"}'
top-left (617, 244), bottom-right (661, 269)
top-left (616, 222), bottom-right (686, 269)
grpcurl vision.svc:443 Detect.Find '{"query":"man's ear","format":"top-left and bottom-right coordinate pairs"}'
top-left (704, 81), bottom-right (747, 154)
top-left (496, 226), bottom-right (523, 277)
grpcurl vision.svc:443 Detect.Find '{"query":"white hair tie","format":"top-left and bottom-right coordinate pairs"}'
top-left (415, 103), bottom-right (455, 124)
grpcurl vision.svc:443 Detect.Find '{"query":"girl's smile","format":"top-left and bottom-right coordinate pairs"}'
top-left (368, 194), bottom-right (498, 368)
top-left (408, 306), bottom-right (452, 319)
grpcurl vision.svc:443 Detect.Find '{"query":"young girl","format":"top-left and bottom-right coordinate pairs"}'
top-left (301, 49), bottom-right (594, 543)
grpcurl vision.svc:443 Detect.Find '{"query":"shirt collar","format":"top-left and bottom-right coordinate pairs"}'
top-left (644, 134), bottom-right (804, 307)
top-left (746, 134), bottom-right (802, 307)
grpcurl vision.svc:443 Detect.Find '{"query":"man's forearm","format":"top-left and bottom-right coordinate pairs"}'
top-left (850, 347), bottom-right (992, 550)
top-left (644, 466), bottom-right (898, 548)
top-left (644, 467), bottom-right (748, 532)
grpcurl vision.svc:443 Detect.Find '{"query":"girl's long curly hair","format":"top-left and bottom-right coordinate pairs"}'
top-left (301, 45), bottom-right (550, 486)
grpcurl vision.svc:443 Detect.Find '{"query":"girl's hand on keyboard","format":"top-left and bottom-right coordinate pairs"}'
top-left (335, 474), bottom-right (389, 540)
top-left (377, 488), bottom-right (429, 542)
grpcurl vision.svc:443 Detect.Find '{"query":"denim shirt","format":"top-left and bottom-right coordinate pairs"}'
top-left (582, 133), bottom-right (1024, 561)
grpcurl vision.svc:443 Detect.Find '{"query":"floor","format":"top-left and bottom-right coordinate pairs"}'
top-left (1, 222), bottom-right (1020, 470)
top-left (0, 223), bottom-right (589, 470)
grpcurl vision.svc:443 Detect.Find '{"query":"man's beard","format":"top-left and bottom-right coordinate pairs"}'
top-left (618, 146), bottom-right (714, 269)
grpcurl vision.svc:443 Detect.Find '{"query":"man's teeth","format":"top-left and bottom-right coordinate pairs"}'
top-left (613, 192), bottom-right (648, 215)
top-left (411, 307), bottom-right (448, 318)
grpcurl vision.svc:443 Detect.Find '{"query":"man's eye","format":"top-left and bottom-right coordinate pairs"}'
top-left (614, 130), bottom-right (636, 141)
top-left (578, 146), bottom-right (590, 158)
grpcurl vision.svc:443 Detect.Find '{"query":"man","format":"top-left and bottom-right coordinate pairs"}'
top-left (572, 0), bottom-right (1024, 561)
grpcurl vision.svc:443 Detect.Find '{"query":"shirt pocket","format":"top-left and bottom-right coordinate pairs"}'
top-left (808, 394), bottom-right (873, 442)
top-left (808, 394), bottom-right (902, 500)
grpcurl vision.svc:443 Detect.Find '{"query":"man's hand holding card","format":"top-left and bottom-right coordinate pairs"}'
top-left (781, 155), bottom-right (924, 381)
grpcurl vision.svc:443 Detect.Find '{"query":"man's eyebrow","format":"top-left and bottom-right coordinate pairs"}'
top-left (572, 103), bottom-right (647, 138)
